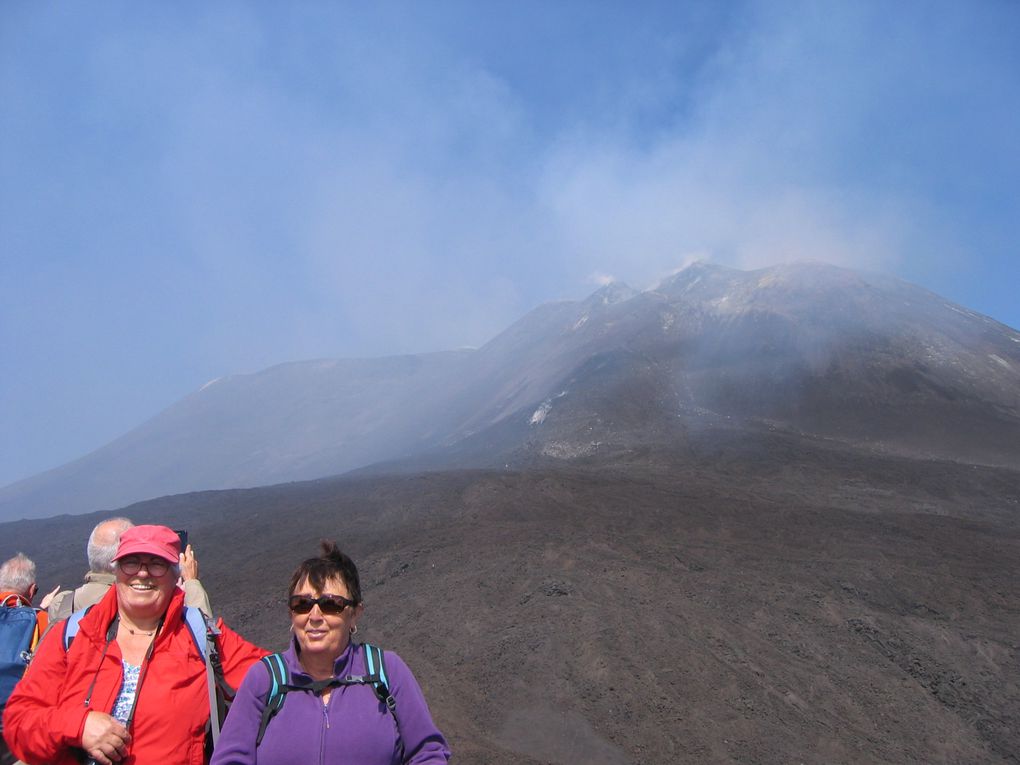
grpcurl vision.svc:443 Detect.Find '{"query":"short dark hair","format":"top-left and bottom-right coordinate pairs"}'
top-left (288, 540), bottom-right (362, 604)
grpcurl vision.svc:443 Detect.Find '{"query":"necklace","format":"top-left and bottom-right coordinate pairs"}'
top-left (122, 624), bottom-right (157, 637)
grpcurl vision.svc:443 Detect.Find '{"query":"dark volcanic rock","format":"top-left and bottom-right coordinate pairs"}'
top-left (4, 436), bottom-right (1018, 764)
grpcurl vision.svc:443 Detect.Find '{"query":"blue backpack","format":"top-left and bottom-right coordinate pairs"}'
top-left (0, 595), bottom-right (42, 712)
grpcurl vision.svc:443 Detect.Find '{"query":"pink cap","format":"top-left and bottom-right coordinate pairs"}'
top-left (113, 525), bottom-right (181, 564)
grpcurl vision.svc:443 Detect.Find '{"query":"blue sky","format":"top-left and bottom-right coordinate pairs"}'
top-left (2, 1), bottom-right (1018, 488)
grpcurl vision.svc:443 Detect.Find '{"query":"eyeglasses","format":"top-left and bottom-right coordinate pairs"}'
top-left (118, 557), bottom-right (170, 576)
top-left (288, 594), bottom-right (357, 615)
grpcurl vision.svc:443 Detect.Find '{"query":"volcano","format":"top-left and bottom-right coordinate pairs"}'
top-left (2, 261), bottom-right (1018, 522)
top-left (2, 261), bottom-right (1019, 762)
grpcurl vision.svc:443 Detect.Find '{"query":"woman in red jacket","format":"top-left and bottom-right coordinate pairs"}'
top-left (2, 525), bottom-right (266, 765)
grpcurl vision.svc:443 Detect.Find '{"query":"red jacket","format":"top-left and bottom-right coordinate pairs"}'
top-left (2, 586), bottom-right (267, 765)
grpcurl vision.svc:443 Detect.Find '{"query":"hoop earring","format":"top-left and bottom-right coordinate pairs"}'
top-left (350, 625), bottom-right (358, 635)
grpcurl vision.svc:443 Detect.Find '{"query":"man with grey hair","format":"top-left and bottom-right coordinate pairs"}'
top-left (46, 517), bottom-right (131, 620)
top-left (1, 553), bottom-right (47, 765)
top-left (0, 555), bottom-right (39, 608)
top-left (47, 517), bottom-right (212, 621)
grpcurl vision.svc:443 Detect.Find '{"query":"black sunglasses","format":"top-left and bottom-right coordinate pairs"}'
top-left (288, 594), bottom-right (357, 616)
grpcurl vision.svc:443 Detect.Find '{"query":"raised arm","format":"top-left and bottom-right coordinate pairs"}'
top-left (179, 544), bottom-right (214, 617)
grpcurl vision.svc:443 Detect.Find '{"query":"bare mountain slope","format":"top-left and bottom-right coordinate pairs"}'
top-left (4, 437), bottom-right (1018, 763)
top-left (2, 261), bottom-right (1019, 521)
top-left (0, 351), bottom-right (472, 519)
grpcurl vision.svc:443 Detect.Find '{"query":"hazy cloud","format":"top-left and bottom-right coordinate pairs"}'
top-left (1, 1), bottom-right (1018, 484)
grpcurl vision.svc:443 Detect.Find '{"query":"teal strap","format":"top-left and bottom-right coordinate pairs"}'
top-left (256, 653), bottom-right (290, 746)
top-left (267, 653), bottom-right (286, 698)
top-left (361, 644), bottom-right (402, 762)
top-left (364, 643), bottom-right (390, 688)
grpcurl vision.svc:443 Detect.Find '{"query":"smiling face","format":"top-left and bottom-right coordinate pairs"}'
top-left (114, 554), bottom-right (176, 623)
top-left (290, 575), bottom-right (363, 665)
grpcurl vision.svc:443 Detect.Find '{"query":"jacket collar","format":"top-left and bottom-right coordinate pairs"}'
top-left (286, 635), bottom-right (358, 680)
top-left (77, 583), bottom-right (186, 647)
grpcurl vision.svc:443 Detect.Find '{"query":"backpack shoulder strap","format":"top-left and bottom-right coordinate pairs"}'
top-left (181, 607), bottom-right (235, 747)
top-left (256, 653), bottom-right (290, 746)
top-left (28, 609), bottom-right (42, 653)
top-left (362, 643), bottom-right (393, 700)
top-left (361, 643), bottom-right (403, 761)
top-left (62, 605), bottom-right (92, 651)
top-left (182, 606), bottom-right (211, 659)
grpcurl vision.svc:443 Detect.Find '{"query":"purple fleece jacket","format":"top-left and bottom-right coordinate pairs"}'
top-left (210, 639), bottom-right (451, 765)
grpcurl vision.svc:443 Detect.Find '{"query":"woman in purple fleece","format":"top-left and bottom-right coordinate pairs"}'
top-left (210, 542), bottom-right (451, 765)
